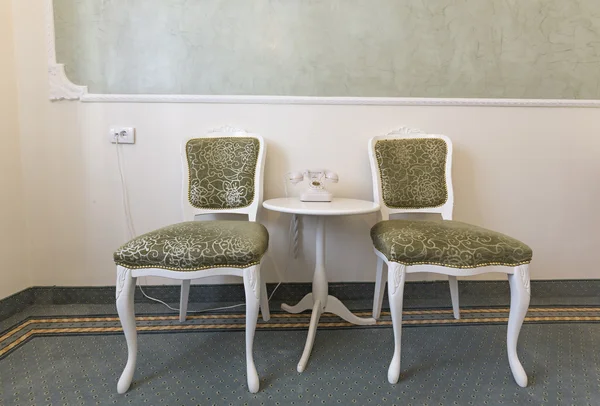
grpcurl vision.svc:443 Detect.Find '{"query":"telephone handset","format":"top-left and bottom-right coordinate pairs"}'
top-left (287, 169), bottom-right (339, 202)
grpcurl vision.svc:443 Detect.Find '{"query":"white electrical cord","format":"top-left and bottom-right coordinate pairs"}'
top-left (283, 173), bottom-right (300, 259)
top-left (115, 136), bottom-right (136, 238)
top-left (137, 283), bottom-right (246, 313)
top-left (262, 173), bottom-right (302, 298)
top-left (262, 216), bottom-right (296, 302)
top-left (115, 137), bottom-right (292, 313)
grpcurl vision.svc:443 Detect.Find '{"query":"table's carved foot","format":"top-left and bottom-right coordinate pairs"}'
top-left (297, 300), bottom-right (322, 372)
top-left (281, 293), bottom-right (314, 314)
top-left (325, 296), bottom-right (376, 325)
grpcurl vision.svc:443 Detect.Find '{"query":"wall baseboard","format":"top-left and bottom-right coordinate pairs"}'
top-left (2, 280), bottom-right (599, 321)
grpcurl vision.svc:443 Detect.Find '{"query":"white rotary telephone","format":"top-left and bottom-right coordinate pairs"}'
top-left (287, 170), bottom-right (339, 202)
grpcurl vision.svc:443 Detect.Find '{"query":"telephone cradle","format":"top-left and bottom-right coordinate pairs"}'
top-left (287, 170), bottom-right (339, 202)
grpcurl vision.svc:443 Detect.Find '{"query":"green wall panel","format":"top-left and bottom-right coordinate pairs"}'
top-left (54, 0), bottom-right (600, 98)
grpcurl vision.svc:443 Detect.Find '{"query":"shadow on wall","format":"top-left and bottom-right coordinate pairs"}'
top-left (452, 145), bottom-right (483, 224)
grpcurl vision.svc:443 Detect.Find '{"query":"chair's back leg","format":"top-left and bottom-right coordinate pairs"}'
top-left (260, 280), bottom-right (270, 321)
top-left (387, 262), bottom-right (407, 384)
top-left (179, 280), bottom-right (191, 322)
top-left (243, 265), bottom-right (261, 393)
top-left (507, 264), bottom-right (530, 387)
top-left (116, 266), bottom-right (138, 394)
top-left (448, 276), bottom-right (460, 319)
top-left (372, 256), bottom-right (386, 319)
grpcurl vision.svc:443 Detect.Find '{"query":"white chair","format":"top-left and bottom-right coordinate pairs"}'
top-left (114, 127), bottom-right (270, 394)
top-left (371, 128), bottom-right (460, 320)
top-left (368, 127), bottom-right (532, 386)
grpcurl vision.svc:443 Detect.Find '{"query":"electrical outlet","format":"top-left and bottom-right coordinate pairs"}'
top-left (109, 127), bottom-right (135, 144)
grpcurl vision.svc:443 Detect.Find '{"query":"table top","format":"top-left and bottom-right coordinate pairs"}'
top-left (263, 198), bottom-right (380, 216)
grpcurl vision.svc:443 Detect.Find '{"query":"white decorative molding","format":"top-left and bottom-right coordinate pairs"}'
top-left (209, 125), bottom-right (248, 134)
top-left (390, 265), bottom-right (406, 296)
top-left (48, 64), bottom-right (88, 101)
top-left (519, 265), bottom-right (531, 295)
top-left (45, 0), bottom-right (600, 107)
top-left (386, 126), bottom-right (425, 136)
top-left (116, 267), bottom-right (128, 300)
top-left (78, 94), bottom-right (600, 107)
top-left (46, 0), bottom-right (88, 101)
top-left (247, 267), bottom-right (259, 299)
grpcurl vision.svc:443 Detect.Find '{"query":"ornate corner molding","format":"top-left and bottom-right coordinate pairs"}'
top-left (48, 64), bottom-right (88, 101)
top-left (46, 0), bottom-right (87, 101)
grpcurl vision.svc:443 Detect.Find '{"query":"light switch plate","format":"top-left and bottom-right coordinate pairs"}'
top-left (109, 127), bottom-right (135, 144)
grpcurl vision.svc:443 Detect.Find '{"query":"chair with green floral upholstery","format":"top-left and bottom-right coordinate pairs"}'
top-left (368, 127), bottom-right (532, 387)
top-left (113, 127), bottom-right (270, 394)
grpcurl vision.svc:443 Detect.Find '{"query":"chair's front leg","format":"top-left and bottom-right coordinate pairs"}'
top-left (116, 266), bottom-right (138, 394)
top-left (243, 265), bottom-right (261, 393)
top-left (387, 262), bottom-right (407, 384)
top-left (507, 264), bottom-right (530, 387)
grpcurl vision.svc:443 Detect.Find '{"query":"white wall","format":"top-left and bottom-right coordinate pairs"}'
top-left (8, 1), bottom-right (600, 293)
top-left (0, 0), bottom-right (31, 299)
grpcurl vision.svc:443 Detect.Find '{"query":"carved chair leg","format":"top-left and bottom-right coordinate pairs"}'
top-left (372, 256), bottom-right (386, 319)
top-left (387, 262), bottom-right (407, 384)
top-left (116, 266), bottom-right (137, 394)
top-left (243, 265), bottom-right (261, 393)
top-left (448, 275), bottom-right (460, 319)
top-left (507, 264), bottom-right (530, 387)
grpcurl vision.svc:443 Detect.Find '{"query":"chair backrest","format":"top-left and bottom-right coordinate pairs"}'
top-left (368, 127), bottom-right (454, 221)
top-left (181, 126), bottom-right (266, 222)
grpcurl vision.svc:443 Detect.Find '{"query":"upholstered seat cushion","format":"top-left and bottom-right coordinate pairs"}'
top-left (114, 221), bottom-right (269, 271)
top-left (371, 220), bottom-right (532, 269)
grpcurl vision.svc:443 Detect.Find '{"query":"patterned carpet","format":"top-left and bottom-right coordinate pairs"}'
top-left (1, 306), bottom-right (600, 405)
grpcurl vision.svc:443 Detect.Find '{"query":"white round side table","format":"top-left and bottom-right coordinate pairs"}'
top-left (262, 197), bottom-right (380, 372)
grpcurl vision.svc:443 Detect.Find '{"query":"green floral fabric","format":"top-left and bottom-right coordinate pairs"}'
top-left (186, 137), bottom-right (259, 209)
top-left (374, 138), bottom-right (448, 208)
top-left (114, 221), bottom-right (269, 271)
top-left (371, 220), bottom-right (532, 269)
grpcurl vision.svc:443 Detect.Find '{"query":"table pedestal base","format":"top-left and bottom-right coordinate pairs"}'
top-left (282, 293), bottom-right (376, 372)
top-left (280, 215), bottom-right (377, 372)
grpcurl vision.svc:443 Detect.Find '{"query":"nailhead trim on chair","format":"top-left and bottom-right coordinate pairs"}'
top-left (384, 257), bottom-right (532, 269)
top-left (114, 259), bottom-right (263, 272)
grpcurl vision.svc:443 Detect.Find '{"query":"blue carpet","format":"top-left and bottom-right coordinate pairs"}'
top-left (1, 306), bottom-right (599, 405)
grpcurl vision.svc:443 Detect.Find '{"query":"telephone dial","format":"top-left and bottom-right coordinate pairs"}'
top-left (287, 170), bottom-right (339, 202)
